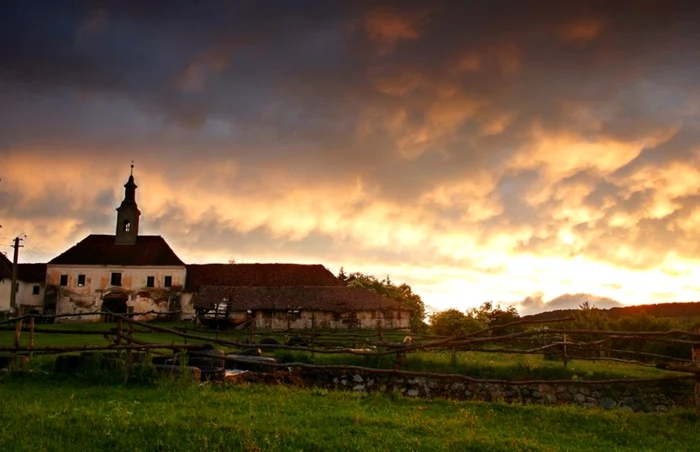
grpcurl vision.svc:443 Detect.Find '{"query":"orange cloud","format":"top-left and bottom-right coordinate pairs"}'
top-left (176, 39), bottom-right (237, 92)
top-left (363, 10), bottom-right (428, 54)
top-left (559, 18), bottom-right (607, 43)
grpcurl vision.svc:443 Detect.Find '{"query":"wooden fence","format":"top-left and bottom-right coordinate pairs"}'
top-left (1, 311), bottom-right (699, 409)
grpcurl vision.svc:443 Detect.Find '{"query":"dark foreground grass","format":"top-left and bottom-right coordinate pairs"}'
top-left (0, 376), bottom-right (698, 452)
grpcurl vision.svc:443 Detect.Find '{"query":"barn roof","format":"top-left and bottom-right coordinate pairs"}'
top-left (195, 285), bottom-right (413, 313)
top-left (0, 252), bottom-right (12, 279)
top-left (17, 263), bottom-right (47, 283)
top-left (185, 263), bottom-right (344, 291)
top-left (48, 234), bottom-right (185, 266)
top-left (0, 253), bottom-right (46, 283)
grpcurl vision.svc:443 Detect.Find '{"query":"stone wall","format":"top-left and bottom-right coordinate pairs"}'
top-left (298, 370), bottom-right (692, 412)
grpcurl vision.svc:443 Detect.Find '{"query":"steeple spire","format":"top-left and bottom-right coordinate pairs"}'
top-left (115, 162), bottom-right (141, 245)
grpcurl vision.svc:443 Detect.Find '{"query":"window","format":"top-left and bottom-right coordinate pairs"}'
top-left (59, 275), bottom-right (68, 286)
top-left (110, 273), bottom-right (122, 286)
top-left (146, 276), bottom-right (155, 288)
top-left (32, 285), bottom-right (40, 295)
top-left (123, 219), bottom-right (131, 232)
top-left (164, 276), bottom-right (172, 287)
top-left (77, 274), bottom-right (86, 287)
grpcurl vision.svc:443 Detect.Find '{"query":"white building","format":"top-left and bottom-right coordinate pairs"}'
top-left (0, 253), bottom-right (46, 315)
top-left (11, 168), bottom-right (415, 329)
top-left (46, 170), bottom-right (186, 322)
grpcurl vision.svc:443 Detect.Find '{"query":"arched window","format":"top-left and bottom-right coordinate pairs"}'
top-left (123, 219), bottom-right (131, 232)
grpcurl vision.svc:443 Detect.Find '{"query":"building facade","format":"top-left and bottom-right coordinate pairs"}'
top-left (8, 169), bottom-right (415, 329)
top-left (0, 254), bottom-right (46, 315)
top-left (47, 171), bottom-right (186, 322)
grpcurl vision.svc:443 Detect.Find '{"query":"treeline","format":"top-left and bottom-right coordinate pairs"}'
top-left (523, 301), bottom-right (700, 323)
top-left (428, 301), bottom-right (700, 361)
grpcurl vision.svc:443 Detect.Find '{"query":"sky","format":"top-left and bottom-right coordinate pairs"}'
top-left (1, 0), bottom-right (700, 315)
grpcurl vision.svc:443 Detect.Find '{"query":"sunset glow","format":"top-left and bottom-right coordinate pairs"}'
top-left (1, 1), bottom-right (699, 314)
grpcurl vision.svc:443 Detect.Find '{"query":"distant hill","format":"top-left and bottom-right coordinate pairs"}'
top-left (521, 301), bottom-right (700, 323)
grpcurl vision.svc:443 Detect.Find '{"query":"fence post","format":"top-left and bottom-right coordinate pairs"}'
top-left (10, 318), bottom-right (23, 372)
top-left (115, 318), bottom-right (122, 346)
top-left (248, 316), bottom-right (254, 344)
top-left (28, 317), bottom-right (35, 360)
top-left (692, 328), bottom-right (700, 411)
top-left (124, 319), bottom-right (134, 383)
top-left (562, 334), bottom-right (568, 368)
top-left (13, 319), bottom-right (22, 349)
top-left (311, 312), bottom-right (316, 359)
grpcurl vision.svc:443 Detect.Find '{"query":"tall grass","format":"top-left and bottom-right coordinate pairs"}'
top-left (0, 376), bottom-right (698, 452)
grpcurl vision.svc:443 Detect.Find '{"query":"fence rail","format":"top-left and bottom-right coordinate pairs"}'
top-left (1, 310), bottom-right (699, 409)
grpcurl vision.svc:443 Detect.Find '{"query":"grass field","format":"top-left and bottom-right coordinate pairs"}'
top-left (0, 376), bottom-right (699, 452)
top-left (1, 323), bottom-right (698, 451)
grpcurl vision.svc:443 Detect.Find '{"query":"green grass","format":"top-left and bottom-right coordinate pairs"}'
top-left (273, 349), bottom-right (682, 381)
top-left (0, 324), bottom-right (696, 451)
top-left (0, 377), bottom-right (698, 451)
top-left (0, 322), bottom-right (217, 348)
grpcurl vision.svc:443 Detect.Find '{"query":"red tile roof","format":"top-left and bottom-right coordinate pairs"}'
top-left (18, 263), bottom-right (47, 283)
top-left (48, 234), bottom-right (185, 266)
top-left (0, 253), bottom-right (46, 282)
top-left (185, 263), bottom-right (344, 291)
top-left (0, 252), bottom-right (11, 279)
top-left (195, 285), bottom-right (413, 313)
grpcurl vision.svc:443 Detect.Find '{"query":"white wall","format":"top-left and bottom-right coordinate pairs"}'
top-left (181, 292), bottom-right (196, 320)
top-left (47, 264), bottom-right (186, 322)
top-left (0, 278), bottom-right (45, 313)
top-left (0, 278), bottom-right (10, 313)
top-left (47, 265), bottom-right (186, 293)
top-left (228, 309), bottom-right (411, 330)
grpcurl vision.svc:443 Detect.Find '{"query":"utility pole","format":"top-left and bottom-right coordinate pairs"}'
top-left (9, 235), bottom-right (23, 315)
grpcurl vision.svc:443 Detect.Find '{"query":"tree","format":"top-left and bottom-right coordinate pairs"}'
top-left (338, 269), bottom-right (427, 332)
top-left (429, 308), bottom-right (485, 336)
top-left (571, 301), bottom-right (611, 330)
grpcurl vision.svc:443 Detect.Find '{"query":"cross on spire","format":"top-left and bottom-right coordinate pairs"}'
top-left (130, 160), bottom-right (134, 176)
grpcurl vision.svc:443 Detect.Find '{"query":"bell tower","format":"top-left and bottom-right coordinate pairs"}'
top-left (115, 162), bottom-right (141, 245)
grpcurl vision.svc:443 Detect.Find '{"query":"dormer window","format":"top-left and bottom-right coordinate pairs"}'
top-left (123, 220), bottom-right (131, 232)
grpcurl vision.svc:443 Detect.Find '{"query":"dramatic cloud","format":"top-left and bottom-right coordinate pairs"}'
top-left (2, 0), bottom-right (700, 312)
top-left (519, 293), bottom-right (624, 316)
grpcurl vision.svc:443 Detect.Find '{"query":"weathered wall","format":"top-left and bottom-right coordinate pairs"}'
top-left (17, 281), bottom-right (45, 309)
top-left (238, 310), bottom-right (411, 330)
top-left (299, 370), bottom-right (692, 412)
top-left (180, 293), bottom-right (196, 320)
top-left (47, 265), bottom-right (186, 294)
top-left (48, 264), bottom-right (186, 322)
top-left (54, 289), bottom-right (176, 322)
top-left (0, 279), bottom-right (10, 312)
top-left (0, 279), bottom-right (45, 313)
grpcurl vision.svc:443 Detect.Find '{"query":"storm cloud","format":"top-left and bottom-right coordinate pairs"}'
top-left (2, 0), bottom-right (700, 312)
